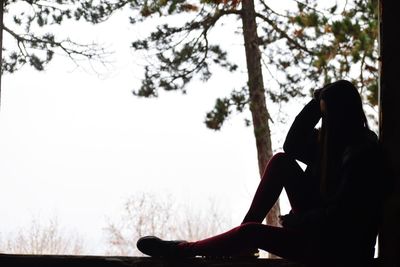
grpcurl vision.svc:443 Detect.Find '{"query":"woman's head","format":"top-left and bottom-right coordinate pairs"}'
top-left (319, 80), bottom-right (368, 141)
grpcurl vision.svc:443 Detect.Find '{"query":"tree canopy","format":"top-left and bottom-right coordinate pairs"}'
top-left (2, 0), bottom-right (379, 119)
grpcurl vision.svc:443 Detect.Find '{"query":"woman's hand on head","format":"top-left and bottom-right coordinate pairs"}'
top-left (313, 88), bottom-right (323, 101)
top-left (312, 88), bottom-right (324, 116)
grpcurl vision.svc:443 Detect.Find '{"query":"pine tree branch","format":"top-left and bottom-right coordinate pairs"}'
top-left (255, 12), bottom-right (314, 55)
top-left (158, 8), bottom-right (241, 84)
top-left (259, 0), bottom-right (291, 18)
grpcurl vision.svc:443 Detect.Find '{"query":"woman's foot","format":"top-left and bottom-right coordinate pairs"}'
top-left (136, 236), bottom-right (193, 258)
top-left (234, 248), bottom-right (260, 259)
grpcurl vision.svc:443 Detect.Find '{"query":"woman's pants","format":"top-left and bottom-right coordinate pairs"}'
top-left (178, 152), bottom-right (321, 262)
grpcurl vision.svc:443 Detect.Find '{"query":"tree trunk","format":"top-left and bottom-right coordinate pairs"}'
top-left (241, 0), bottom-right (280, 228)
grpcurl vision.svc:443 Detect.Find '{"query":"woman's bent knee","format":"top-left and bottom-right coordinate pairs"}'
top-left (264, 152), bottom-right (296, 173)
top-left (270, 152), bottom-right (292, 163)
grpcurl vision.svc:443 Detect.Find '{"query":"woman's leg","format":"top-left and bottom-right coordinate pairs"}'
top-left (137, 152), bottom-right (320, 262)
top-left (179, 222), bottom-right (313, 262)
top-left (178, 153), bottom-right (319, 260)
top-left (242, 152), bottom-right (315, 224)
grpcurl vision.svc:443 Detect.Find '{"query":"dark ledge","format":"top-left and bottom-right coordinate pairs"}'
top-left (0, 254), bottom-right (305, 267)
top-left (0, 254), bottom-right (382, 267)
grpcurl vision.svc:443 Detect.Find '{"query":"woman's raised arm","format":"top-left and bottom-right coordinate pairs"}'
top-left (283, 99), bottom-right (321, 165)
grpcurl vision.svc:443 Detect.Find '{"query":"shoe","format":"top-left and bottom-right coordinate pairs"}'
top-left (233, 248), bottom-right (260, 259)
top-left (136, 236), bottom-right (192, 258)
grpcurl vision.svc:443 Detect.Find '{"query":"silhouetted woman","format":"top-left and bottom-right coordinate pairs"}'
top-left (136, 80), bottom-right (384, 265)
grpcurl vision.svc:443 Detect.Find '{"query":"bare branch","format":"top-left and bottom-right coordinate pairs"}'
top-left (2, 23), bottom-right (112, 71)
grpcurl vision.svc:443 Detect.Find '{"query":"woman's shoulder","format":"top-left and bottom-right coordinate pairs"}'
top-left (342, 129), bottom-right (379, 163)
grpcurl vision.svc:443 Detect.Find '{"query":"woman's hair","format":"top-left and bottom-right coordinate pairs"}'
top-left (320, 80), bottom-right (369, 135)
top-left (318, 80), bottom-right (369, 197)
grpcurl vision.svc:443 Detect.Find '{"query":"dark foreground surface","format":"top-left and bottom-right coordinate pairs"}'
top-left (0, 254), bottom-right (302, 267)
top-left (0, 254), bottom-right (381, 267)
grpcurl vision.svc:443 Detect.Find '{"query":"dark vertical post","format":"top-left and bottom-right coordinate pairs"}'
top-left (378, 0), bottom-right (400, 266)
top-left (0, 0), bottom-right (4, 107)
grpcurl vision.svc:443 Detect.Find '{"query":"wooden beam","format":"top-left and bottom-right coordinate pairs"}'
top-left (378, 0), bottom-right (400, 266)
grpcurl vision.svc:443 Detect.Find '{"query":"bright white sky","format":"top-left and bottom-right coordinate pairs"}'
top-left (0, 1), bottom-right (325, 254)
